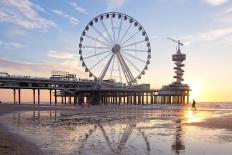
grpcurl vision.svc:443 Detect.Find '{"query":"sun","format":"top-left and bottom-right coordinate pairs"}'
top-left (186, 79), bottom-right (201, 100)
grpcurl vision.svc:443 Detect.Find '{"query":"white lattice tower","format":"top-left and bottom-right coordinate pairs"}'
top-left (172, 47), bottom-right (186, 84)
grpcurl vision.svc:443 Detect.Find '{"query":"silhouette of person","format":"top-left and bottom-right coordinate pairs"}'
top-left (192, 99), bottom-right (196, 110)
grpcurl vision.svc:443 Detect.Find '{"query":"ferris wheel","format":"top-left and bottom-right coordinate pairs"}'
top-left (79, 12), bottom-right (151, 85)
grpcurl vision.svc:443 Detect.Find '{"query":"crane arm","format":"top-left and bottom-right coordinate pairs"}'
top-left (167, 37), bottom-right (183, 46)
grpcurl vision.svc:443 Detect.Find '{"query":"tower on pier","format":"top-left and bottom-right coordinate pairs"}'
top-left (158, 38), bottom-right (191, 104)
top-left (171, 39), bottom-right (186, 84)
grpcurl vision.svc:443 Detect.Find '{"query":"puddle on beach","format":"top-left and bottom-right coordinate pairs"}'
top-left (0, 106), bottom-right (232, 155)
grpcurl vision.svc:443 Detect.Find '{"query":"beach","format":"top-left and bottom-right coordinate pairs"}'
top-left (0, 123), bottom-right (44, 155)
top-left (0, 103), bottom-right (231, 155)
top-left (0, 104), bottom-right (80, 155)
top-left (0, 104), bottom-right (58, 155)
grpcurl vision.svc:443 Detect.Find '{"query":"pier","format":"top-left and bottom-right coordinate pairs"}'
top-left (0, 71), bottom-right (190, 105)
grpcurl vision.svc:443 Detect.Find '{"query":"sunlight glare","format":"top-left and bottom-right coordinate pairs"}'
top-left (186, 80), bottom-right (201, 100)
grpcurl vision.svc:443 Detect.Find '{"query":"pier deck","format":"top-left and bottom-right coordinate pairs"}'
top-left (0, 74), bottom-right (189, 105)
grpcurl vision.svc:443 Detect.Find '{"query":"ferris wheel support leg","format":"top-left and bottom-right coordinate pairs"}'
top-left (99, 54), bottom-right (114, 81)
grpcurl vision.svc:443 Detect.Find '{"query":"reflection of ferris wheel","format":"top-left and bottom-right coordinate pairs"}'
top-left (78, 122), bottom-right (150, 155)
top-left (79, 12), bottom-right (151, 85)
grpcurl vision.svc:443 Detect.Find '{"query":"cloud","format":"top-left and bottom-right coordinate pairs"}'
top-left (198, 27), bottom-right (232, 41)
top-left (0, 57), bottom-right (51, 76)
top-left (68, 1), bottom-right (88, 14)
top-left (52, 9), bottom-right (79, 26)
top-left (212, 7), bottom-right (232, 25)
top-left (31, 3), bottom-right (47, 13)
top-left (203, 0), bottom-right (229, 6)
top-left (48, 50), bottom-right (74, 59)
top-left (105, 0), bottom-right (126, 10)
top-left (221, 7), bottom-right (232, 15)
top-left (0, 56), bottom-right (87, 78)
top-left (181, 27), bottom-right (232, 45)
top-left (0, 0), bottom-right (56, 31)
top-left (7, 28), bottom-right (26, 36)
top-left (0, 40), bottom-right (24, 49)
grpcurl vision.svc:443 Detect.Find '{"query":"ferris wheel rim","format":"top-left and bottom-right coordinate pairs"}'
top-left (79, 12), bottom-right (151, 85)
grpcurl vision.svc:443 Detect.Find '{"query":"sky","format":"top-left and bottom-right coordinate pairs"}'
top-left (0, 0), bottom-right (232, 102)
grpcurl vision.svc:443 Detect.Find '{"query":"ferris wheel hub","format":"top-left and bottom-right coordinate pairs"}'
top-left (112, 44), bottom-right (121, 54)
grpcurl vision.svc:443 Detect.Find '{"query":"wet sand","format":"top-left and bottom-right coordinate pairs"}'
top-left (0, 104), bottom-right (232, 154)
top-left (187, 113), bottom-right (232, 131)
top-left (0, 104), bottom-right (49, 155)
top-left (0, 104), bottom-right (79, 155)
top-left (0, 123), bottom-right (44, 155)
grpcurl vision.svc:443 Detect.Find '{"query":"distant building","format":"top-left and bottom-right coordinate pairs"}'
top-left (50, 71), bottom-right (77, 81)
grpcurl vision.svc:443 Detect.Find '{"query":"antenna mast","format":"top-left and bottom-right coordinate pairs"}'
top-left (167, 37), bottom-right (184, 53)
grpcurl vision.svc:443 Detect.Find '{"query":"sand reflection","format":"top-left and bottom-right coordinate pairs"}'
top-left (183, 109), bottom-right (211, 123)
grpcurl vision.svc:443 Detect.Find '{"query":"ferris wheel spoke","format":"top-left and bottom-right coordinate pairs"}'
top-left (110, 129), bottom-right (116, 146)
top-left (110, 56), bottom-right (116, 79)
top-left (82, 46), bottom-right (110, 50)
top-left (117, 124), bottom-right (134, 152)
top-left (100, 20), bottom-right (114, 43)
top-left (111, 17), bottom-right (116, 43)
top-left (117, 53), bottom-right (135, 83)
top-left (116, 56), bottom-right (122, 83)
top-left (85, 34), bottom-right (110, 47)
top-left (83, 49), bottom-right (111, 59)
top-left (89, 52), bottom-right (112, 70)
top-left (99, 54), bottom-right (114, 81)
top-left (117, 54), bottom-right (129, 82)
top-left (121, 49), bottom-right (148, 53)
top-left (121, 51), bottom-right (146, 63)
top-left (99, 124), bottom-right (114, 152)
top-left (121, 53), bottom-right (141, 73)
top-left (117, 18), bottom-right (123, 43)
top-left (121, 40), bottom-right (146, 48)
top-left (120, 30), bottom-right (140, 46)
top-left (92, 25), bottom-right (112, 45)
top-left (119, 23), bottom-right (132, 45)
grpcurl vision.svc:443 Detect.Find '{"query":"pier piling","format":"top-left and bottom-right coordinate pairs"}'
top-left (49, 89), bottom-right (52, 105)
top-left (13, 89), bottom-right (16, 104)
top-left (33, 89), bottom-right (35, 105)
top-left (37, 89), bottom-right (40, 105)
top-left (55, 89), bottom-right (57, 105)
top-left (18, 89), bottom-right (21, 104)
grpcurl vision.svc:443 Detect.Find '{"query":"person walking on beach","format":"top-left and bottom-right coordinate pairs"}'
top-left (192, 99), bottom-right (196, 110)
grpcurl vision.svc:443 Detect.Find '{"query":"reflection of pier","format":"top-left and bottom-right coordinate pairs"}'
top-left (0, 72), bottom-right (190, 105)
